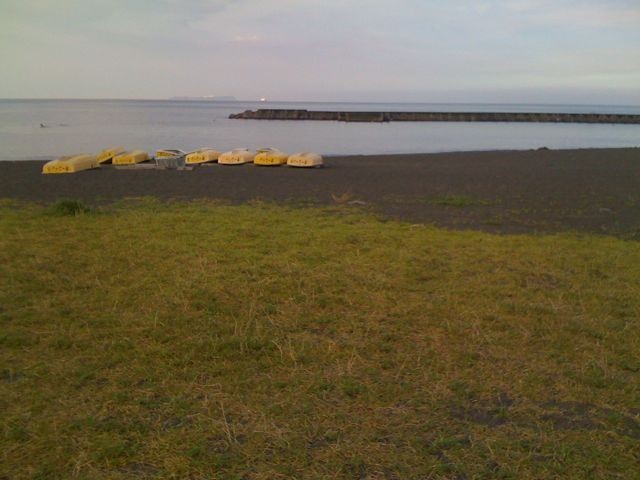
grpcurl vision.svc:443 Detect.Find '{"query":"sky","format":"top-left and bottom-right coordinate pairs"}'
top-left (1, 0), bottom-right (639, 104)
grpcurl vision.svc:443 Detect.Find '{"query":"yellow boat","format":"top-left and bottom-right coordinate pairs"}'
top-left (254, 148), bottom-right (288, 166)
top-left (218, 148), bottom-right (255, 165)
top-left (97, 146), bottom-right (125, 164)
top-left (185, 149), bottom-right (221, 165)
top-left (156, 149), bottom-right (186, 158)
top-left (42, 154), bottom-right (99, 174)
top-left (113, 150), bottom-right (149, 165)
top-left (287, 152), bottom-right (324, 168)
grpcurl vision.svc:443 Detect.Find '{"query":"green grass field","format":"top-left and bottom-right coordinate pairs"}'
top-left (1, 199), bottom-right (639, 479)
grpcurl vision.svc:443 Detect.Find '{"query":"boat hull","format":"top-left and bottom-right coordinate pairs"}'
top-left (113, 150), bottom-right (149, 165)
top-left (218, 149), bottom-right (255, 165)
top-left (42, 154), bottom-right (99, 174)
top-left (97, 147), bottom-right (125, 164)
top-left (254, 150), bottom-right (288, 166)
top-left (186, 149), bottom-right (221, 164)
top-left (287, 152), bottom-right (324, 168)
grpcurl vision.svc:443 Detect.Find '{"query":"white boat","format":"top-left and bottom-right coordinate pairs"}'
top-left (218, 148), bottom-right (255, 165)
top-left (185, 149), bottom-right (221, 164)
top-left (287, 152), bottom-right (324, 168)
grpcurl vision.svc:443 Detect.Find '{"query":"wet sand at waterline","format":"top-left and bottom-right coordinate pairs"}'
top-left (1, 148), bottom-right (639, 236)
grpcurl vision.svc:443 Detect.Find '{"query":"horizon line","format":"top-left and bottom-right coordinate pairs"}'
top-left (1, 97), bottom-right (639, 108)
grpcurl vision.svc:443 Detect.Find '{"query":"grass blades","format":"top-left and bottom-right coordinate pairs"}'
top-left (1, 199), bottom-right (639, 479)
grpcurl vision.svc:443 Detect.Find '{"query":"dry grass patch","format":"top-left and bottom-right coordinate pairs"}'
top-left (1, 199), bottom-right (639, 479)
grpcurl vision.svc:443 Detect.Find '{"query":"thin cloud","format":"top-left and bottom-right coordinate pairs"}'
top-left (506, 0), bottom-right (640, 27)
top-left (231, 34), bottom-right (261, 43)
top-left (0, 0), bottom-right (638, 102)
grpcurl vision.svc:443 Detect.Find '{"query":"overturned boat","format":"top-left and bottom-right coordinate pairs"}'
top-left (287, 152), bottom-right (324, 168)
top-left (254, 148), bottom-right (288, 166)
top-left (185, 148), bottom-right (221, 165)
top-left (154, 149), bottom-right (186, 168)
top-left (112, 150), bottom-right (149, 165)
top-left (218, 148), bottom-right (255, 165)
top-left (97, 146), bottom-right (125, 164)
top-left (42, 154), bottom-right (99, 174)
top-left (156, 149), bottom-right (186, 159)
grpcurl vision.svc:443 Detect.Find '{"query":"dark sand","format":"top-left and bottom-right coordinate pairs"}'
top-left (1, 148), bottom-right (639, 236)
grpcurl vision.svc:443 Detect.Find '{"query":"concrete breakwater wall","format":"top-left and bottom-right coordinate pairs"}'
top-left (229, 109), bottom-right (640, 124)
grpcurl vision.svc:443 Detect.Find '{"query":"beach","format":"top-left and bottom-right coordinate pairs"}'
top-left (1, 147), bottom-right (639, 236)
top-left (3, 176), bottom-right (640, 479)
top-left (6, 2), bottom-right (640, 477)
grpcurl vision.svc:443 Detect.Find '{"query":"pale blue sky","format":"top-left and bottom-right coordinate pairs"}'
top-left (2, 0), bottom-right (639, 103)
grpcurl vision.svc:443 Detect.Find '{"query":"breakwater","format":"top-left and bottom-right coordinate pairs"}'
top-left (230, 109), bottom-right (640, 124)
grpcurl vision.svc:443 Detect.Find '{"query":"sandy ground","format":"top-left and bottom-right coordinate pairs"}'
top-left (1, 148), bottom-right (639, 236)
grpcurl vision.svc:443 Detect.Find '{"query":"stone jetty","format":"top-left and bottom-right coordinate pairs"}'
top-left (229, 109), bottom-right (640, 124)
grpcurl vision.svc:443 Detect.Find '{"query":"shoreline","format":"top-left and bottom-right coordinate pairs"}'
top-left (1, 147), bottom-right (639, 236)
top-left (2, 145), bottom-right (637, 163)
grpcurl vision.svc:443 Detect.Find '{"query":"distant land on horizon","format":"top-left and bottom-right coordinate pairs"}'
top-left (0, 98), bottom-right (638, 111)
top-left (169, 96), bottom-right (238, 101)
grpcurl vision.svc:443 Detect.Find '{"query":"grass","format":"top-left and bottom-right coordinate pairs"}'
top-left (48, 199), bottom-right (91, 216)
top-left (627, 196), bottom-right (640, 209)
top-left (1, 199), bottom-right (639, 479)
top-left (389, 194), bottom-right (493, 208)
top-left (427, 195), bottom-right (492, 208)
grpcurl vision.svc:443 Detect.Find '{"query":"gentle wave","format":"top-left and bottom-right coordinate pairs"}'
top-left (0, 99), bottom-right (639, 160)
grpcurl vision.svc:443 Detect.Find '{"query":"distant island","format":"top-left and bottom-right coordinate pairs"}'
top-left (169, 96), bottom-right (237, 101)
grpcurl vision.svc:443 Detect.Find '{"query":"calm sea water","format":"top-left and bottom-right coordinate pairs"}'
top-left (0, 99), bottom-right (638, 160)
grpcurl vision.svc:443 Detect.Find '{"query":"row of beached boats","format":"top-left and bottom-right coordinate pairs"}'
top-left (42, 147), bottom-right (324, 174)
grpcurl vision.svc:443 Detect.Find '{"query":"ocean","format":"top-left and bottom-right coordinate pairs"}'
top-left (0, 99), bottom-right (638, 160)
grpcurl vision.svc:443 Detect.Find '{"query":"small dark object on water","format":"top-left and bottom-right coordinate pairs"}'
top-left (39, 123), bottom-right (48, 128)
